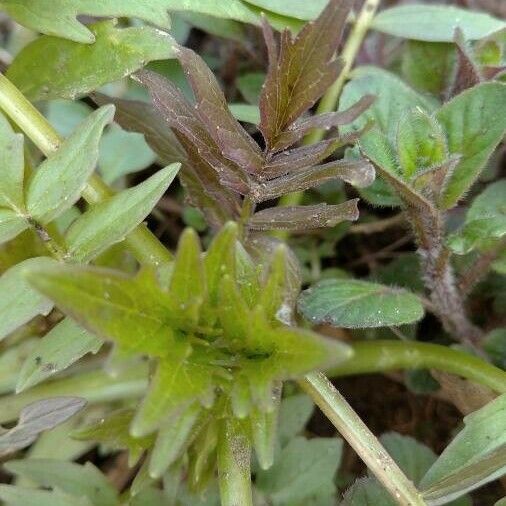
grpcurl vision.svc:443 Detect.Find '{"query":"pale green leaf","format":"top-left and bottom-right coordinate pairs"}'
top-left (0, 257), bottom-right (56, 341)
top-left (0, 209), bottom-right (29, 245)
top-left (256, 436), bottom-right (342, 505)
top-left (46, 99), bottom-right (93, 137)
top-left (98, 124), bottom-right (156, 184)
top-left (66, 164), bottom-right (180, 262)
top-left (341, 478), bottom-right (395, 506)
top-left (0, 486), bottom-right (91, 506)
top-left (16, 318), bottom-right (103, 393)
top-left (298, 279), bottom-right (425, 328)
top-left (278, 394), bottom-right (314, 446)
top-left (236, 72), bottom-right (265, 104)
top-left (0, 0), bottom-right (172, 43)
top-left (372, 5), bottom-right (506, 42)
top-left (484, 328), bottom-right (506, 369)
top-left (26, 106), bottom-right (115, 224)
top-left (242, 0), bottom-right (327, 20)
top-left (25, 264), bottom-right (177, 357)
top-left (0, 111), bottom-right (25, 212)
top-left (180, 12), bottom-right (246, 42)
top-left (4, 459), bottom-right (117, 506)
top-left (436, 82), bottom-right (506, 208)
top-left (7, 21), bottom-right (175, 101)
top-left (0, 339), bottom-right (37, 395)
top-left (132, 349), bottom-right (215, 437)
top-left (0, 397), bottom-right (85, 457)
top-left (421, 394), bottom-right (506, 499)
top-left (448, 180), bottom-right (506, 254)
top-left (228, 103), bottom-right (260, 124)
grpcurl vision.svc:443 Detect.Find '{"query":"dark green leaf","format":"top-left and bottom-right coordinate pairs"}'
top-left (26, 106), bottom-right (114, 224)
top-left (436, 82), bottom-right (506, 208)
top-left (8, 21), bottom-right (175, 101)
top-left (372, 5), bottom-right (505, 42)
top-left (298, 279), bottom-right (425, 328)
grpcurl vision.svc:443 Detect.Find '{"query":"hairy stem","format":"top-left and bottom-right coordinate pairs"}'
top-left (300, 372), bottom-right (426, 506)
top-left (0, 72), bottom-right (174, 266)
top-left (217, 417), bottom-right (253, 506)
top-left (278, 0), bottom-right (381, 211)
top-left (328, 340), bottom-right (506, 394)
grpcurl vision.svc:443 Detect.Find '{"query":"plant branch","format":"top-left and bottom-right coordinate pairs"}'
top-left (278, 0), bottom-right (381, 211)
top-left (349, 212), bottom-right (406, 235)
top-left (328, 340), bottom-right (506, 394)
top-left (0, 72), bottom-right (174, 266)
top-left (300, 372), bottom-right (426, 506)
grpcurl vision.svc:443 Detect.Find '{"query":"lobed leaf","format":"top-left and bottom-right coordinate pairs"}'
top-left (0, 397), bottom-right (86, 457)
top-left (26, 106), bottom-right (115, 225)
top-left (436, 82), bottom-right (506, 208)
top-left (259, 0), bottom-right (352, 150)
top-left (298, 279), bottom-right (425, 328)
top-left (66, 164), bottom-right (180, 262)
top-left (7, 21), bottom-right (175, 101)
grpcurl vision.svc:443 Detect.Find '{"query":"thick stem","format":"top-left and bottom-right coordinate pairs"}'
top-left (300, 372), bottom-right (425, 506)
top-left (217, 417), bottom-right (253, 506)
top-left (278, 0), bottom-right (381, 211)
top-left (0, 72), bottom-right (173, 266)
top-left (328, 341), bottom-right (506, 394)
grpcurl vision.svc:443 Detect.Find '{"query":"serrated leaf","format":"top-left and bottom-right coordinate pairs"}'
top-left (0, 486), bottom-right (91, 506)
top-left (0, 0), bottom-right (172, 43)
top-left (25, 264), bottom-right (177, 357)
top-left (65, 164), bottom-right (180, 262)
top-left (249, 200), bottom-right (359, 231)
top-left (0, 209), bottom-right (28, 245)
top-left (448, 180), bottom-right (506, 255)
top-left (4, 459), bottom-right (117, 506)
top-left (259, 0), bottom-right (351, 150)
top-left (16, 318), bottom-right (103, 393)
top-left (149, 403), bottom-right (201, 478)
top-left (7, 21), bottom-right (175, 101)
top-left (401, 41), bottom-right (456, 96)
top-left (256, 436), bottom-right (342, 505)
top-left (0, 111), bottom-right (25, 213)
top-left (26, 106), bottom-right (114, 224)
top-left (436, 82), bottom-right (506, 208)
top-left (420, 394), bottom-right (506, 500)
top-left (132, 349), bottom-right (216, 437)
top-left (0, 397), bottom-right (85, 457)
top-left (0, 257), bottom-right (56, 341)
top-left (372, 5), bottom-right (505, 42)
top-left (72, 410), bottom-right (153, 466)
top-left (396, 108), bottom-right (447, 179)
top-left (298, 279), bottom-right (425, 328)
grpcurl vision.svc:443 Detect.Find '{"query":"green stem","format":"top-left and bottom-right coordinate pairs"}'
top-left (278, 0), bottom-right (381, 213)
top-left (217, 417), bottom-right (253, 506)
top-left (0, 72), bottom-right (173, 266)
top-left (301, 372), bottom-right (426, 506)
top-left (328, 340), bottom-right (506, 394)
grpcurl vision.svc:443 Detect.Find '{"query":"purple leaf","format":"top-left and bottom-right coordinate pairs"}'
top-left (248, 200), bottom-right (359, 231)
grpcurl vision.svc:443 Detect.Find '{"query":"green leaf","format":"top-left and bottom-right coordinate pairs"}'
top-left (0, 0), bottom-right (172, 43)
top-left (278, 394), bottom-right (314, 446)
top-left (7, 20), bottom-right (175, 101)
top-left (4, 459), bottom-right (117, 506)
top-left (401, 41), bottom-right (455, 96)
top-left (298, 279), bottom-right (425, 328)
top-left (484, 328), bottom-right (506, 369)
top-left (448, 180), bottom-right (506, 254)
top-left (421, 394), bottom-right (506, 502)
top-left (0, 257), bottom-right (56, 342)
top-left (132, 349), bottom-right (216, 437)
top-left (242, 0), bottom-right (327, 20)
top-left (0, 486), bottom-right (91, 506)
top-left (228, 103), bottom-right (260, 125)
top-left (341, 478), bottom-right (395, 505)
top-left (16, 318), bottom-right (103, 392)
top-left (26, 106), bottom-right (114, 224)
top-left (0, 209), bottom-right (29, 245)
top-left (436, 82), bottom-right (506, 208)
top-left (65, 164), bottom-right (180, 262)
top-left (256, 436), bottom-right (342, 505)
top-left (236, 72), bottom-right (265, 104)
top-left (372, 5), bottom-right (506, 42)
top-left (25, 264), bottom-right (177, 357)
top-left (0, 397), bottom-right (85, 457)
top-left (0, 111), bottom-right (25, 213)
top-left (396, 108), bottom-right (447, 179)
top-left (98, 124), bottom-right (156, 184)
top-left (46, 99), bottom-right (93, 137)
